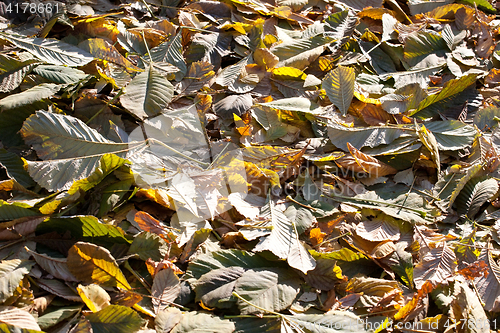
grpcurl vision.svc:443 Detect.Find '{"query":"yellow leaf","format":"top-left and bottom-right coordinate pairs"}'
top-left (309, 228), bottom-right (325, 246)
top-left (353, 90), bottom-right (382, 105)
top-left (77, 284), bottom-right (110, 313)
top-left (74, 17), bottom-right (120, 43)
top-left (358, 7), bottom-right (396, 20)
top-left (415, 120), bottom-right (440, 175)
top-left (67, 242), bottom-right (131, 290)
top-left (219, 21), bottom-right (252, 34)
top-left (136, 188), bottom-right (172, 208)
top-left (79, 38), bottom-right (141, 72)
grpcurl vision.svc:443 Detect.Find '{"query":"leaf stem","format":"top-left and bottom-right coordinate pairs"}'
top-left (147, 138), bottom-right (210, 167)
top-left (124, 260), bottom-right (151, 292)
top-left (286, 195), bottom-right (317, 211)
top-left (232, 291), bottom-right (282, 316)
top-left (139, 0), bottom-right (158, 20)
top-left (321, 192), bottom-right (428, 218)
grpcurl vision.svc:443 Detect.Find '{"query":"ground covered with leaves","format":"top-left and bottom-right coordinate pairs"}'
top-left (1, 0), bottom-right (500, 332)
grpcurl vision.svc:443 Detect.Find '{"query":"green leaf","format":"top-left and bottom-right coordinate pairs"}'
top-left (20, 111), bottom-right (134, 191)
top-left (0, 55), bottom-right (38, 93)
top-left (474, 106), bottom-right (500, 131)
top-left (0, 201), bottom-right (39, 222)
top-left (86, 305), bottom-right (145, 333)
top-left (120, 66), bottom-right (174, 119)
top-left (214, 56), bottom-right (254, 93)
top-left (32, 65), bottom-right (89, 84)
top-left (234, 267), bottom-right (301, 314)
top-left (257, 97), bottom-right (321, 114)
top-left (37, 305), bottom-right (82, 330)
top-left (251, 106), bottom-right (288, 141)
top-left (0, 83), bottom-right (60, 111)
top-left (0, 323), bottom-right (43, 333)
top-left (272, 35), bottom-right (333, 70)
top-left (171, 311), bottom-right (235, 333)
top-left (327, 122), bottom-right (406, 151)
top-left (0, 149), bottom-right (35, 188)
top-left (0, 33), bottom-right (93, 67)
top-left (186, 249), bottom-right (274, 279)
top-left (457, 0), bottom-right (495, 13)
top-left (0, 259), bottom-right (34, 303)
top-left (324, 10), bottom-right (358, 44)
top-left (403, 30), bottom-right (448, 68)
top-left (67, 242), bottom-right (131, 290)
top-left (67, 154), bottom-right (128, 195)
top-left (194, 266), bottom-right (245, 309)
top-left (448, 164), bottom-right (483, 208)
top-left (129, 232), bottom-right (169, 262)
top-left (97, 179), bottom-right (134, 218)
top-left (0, 101), bottom-right (49, 147)
top-left (323, 66), bottom-right (355, 116)
top-left (247, 197), bottom-right (316, 273)
top-left (270, 67), bottom-right (320, 98)
top-left (410, 74), bottom-right (478, 116)
top-left (149, 32), bottom-right (187, 81)
top-left (309, 249), bottom-right (374, 280)
top-left (36, 216), bottom-right (131, 245)
top-left (424, 120), bottom-right (476, 151)
top-left (455, 177), bottom-right (499, 218)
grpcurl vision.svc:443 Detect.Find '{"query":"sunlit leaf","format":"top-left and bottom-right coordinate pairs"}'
top-left (67, 242), bottom-right (131, 290)
top-left (86, 305), bottom-right (145, 333)
top-left (194, 266), bottom-right (245, 309)
top-left (234, 267), bottom-right (301, 314)
top-left (0, 260), bottom-right (34, 303)
top-left (77, 284), bottom-right (110, 313)
top-left (0, 83), bottom-right (60, 111)
top-left (0, 306), bottom-right (40, 331)
top-left (414, 244), bottom-right (457, 289)
top-left (0, 33), bottom-right (93, 67)
top-left (120, 66), bottom-right (174, 119)
top-left (20, 111), bottom-right (136, 191)
top-left (0, 55), bottom-right (38, 93)
top-left (149, 32), bottom-right (187, 81)
top-left (323, 66), bottom-right (355, 116)
top-left (79, 38), bottom-right (140, 72)
top-left (455, 177), bottom-right (498, 219)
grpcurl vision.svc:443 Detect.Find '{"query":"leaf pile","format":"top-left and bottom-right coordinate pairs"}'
top-left (1, 0), bottom-right (500, 332)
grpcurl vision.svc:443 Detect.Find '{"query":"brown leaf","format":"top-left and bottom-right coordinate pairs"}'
top-left (151, 268), bottom-right (181, 314)
top-left (336, 143), bottom-right (397, 177)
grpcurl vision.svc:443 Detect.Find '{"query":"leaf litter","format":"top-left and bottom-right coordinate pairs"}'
top-left (0, 0), bottom-right (500, 332)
